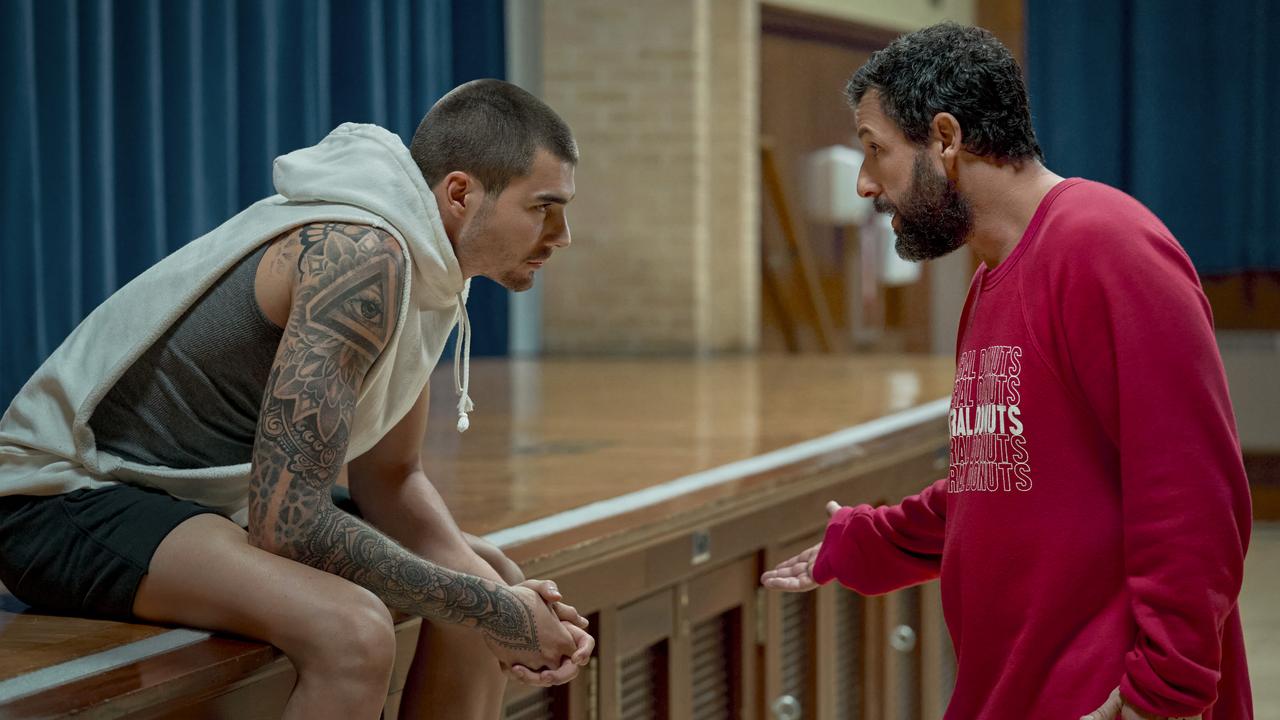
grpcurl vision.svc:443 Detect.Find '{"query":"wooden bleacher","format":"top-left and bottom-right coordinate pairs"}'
top-left (0, 356), bottom-right (957, 719)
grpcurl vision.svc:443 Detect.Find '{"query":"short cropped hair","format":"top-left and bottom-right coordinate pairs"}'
top-left (410, 79), bottom-right (578, 196)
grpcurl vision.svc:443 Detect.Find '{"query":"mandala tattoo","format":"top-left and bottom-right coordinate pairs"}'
top-left (249, 223), bottom-right (539, 652)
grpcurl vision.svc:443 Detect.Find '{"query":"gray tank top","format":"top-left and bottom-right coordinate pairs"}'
top-left (90, 243), bottom-right (285, 469)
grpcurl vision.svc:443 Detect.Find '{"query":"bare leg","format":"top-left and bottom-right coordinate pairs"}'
top-left (350, 473), bottom-right (509, 720)
top-left (400, 611), bottom-right (507, 720)
top-left (133, 514), bottom-right (397, 720)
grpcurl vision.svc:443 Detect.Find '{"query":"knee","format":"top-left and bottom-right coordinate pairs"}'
top-left (342, 594), bottom-right (397, 681)
top-left (296, 587), bottom-right (397, 688)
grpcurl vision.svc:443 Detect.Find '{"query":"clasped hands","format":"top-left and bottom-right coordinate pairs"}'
top-left (466, 533), bottom-right (594, 686)
top-left (489, 578), bottom-right (595, 688)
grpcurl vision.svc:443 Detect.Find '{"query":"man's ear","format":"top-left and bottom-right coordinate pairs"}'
top-left (439, 171), bottom-right (482, 221)
top-left (932, 112), bottom-right (963, 177)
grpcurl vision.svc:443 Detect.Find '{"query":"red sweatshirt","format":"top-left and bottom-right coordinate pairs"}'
top-left (812, 179), bottom-right (1253, 719)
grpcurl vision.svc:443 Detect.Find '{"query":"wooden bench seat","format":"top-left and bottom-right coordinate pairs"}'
top-left (0, 588), bottom-right (421, 719)
top-left (0, 356), bottom-right (957, 719)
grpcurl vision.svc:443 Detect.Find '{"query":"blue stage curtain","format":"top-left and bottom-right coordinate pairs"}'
top-left (1026, 0), bottom-right (1278, 275)
top-left (1, 0), bottom-right (508, 408)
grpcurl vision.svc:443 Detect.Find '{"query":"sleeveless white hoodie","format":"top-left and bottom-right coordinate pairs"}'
top-left (0, 123), bottom-right (475, 519)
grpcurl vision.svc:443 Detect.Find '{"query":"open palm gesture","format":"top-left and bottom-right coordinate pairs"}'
top-left (760, 501), bottom-right (843, 592)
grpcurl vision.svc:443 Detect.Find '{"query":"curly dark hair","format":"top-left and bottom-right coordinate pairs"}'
top-left (847, 23), bottom-right (1042, 163)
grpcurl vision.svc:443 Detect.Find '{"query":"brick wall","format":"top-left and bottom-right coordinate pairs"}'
top-left (539, 0), bottom-right (760, 353)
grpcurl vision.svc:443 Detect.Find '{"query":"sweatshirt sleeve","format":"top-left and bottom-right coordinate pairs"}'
top-left (1053, 220), bottom-right (1251, 717)
top-left (810, 477), bottom-right (948, 595)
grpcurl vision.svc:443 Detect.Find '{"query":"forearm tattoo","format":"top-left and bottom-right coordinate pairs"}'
top-left (248, 223), bottom-right (538, 651)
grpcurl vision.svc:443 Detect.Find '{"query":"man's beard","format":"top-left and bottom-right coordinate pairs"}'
top-left (459, 200), bottom-right (533, 292)
top-left (873, 152), bottom-right (973, 262)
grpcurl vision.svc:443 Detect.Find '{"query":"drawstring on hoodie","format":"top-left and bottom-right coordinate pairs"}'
top-left (453, 293), bottom-right (474, 432)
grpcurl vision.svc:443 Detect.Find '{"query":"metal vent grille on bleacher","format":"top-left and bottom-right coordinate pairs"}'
top-left (620, 641), bottom-right (665, 720)
top-left (892, 588), bottom-right (923, 720)
top-left (503, 689), bottom-right (556, 720)
top-left (780, 591), bottom-right (815, 718)
top-left (834, 588), bottom-right (865, 719)
top-left (691, 611), bottom-right (736, 719)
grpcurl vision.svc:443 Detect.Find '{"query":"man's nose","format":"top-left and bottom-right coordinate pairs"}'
top-left (857, 165), bottom-right (881, 199)
top-left (548, 216), bottom-right (571, 248)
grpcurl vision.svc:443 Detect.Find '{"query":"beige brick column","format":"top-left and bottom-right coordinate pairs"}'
top-left (540, 0), bottom-right (759, 354)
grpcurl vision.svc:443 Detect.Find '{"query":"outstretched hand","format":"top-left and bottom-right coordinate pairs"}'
top-left (759, 501), bottom-right (843, 592)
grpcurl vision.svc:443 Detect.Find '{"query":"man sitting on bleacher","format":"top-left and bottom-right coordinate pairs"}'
top-left (0, 79), bottom-right (592, 720)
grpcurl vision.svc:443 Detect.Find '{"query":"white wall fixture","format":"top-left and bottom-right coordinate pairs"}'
top-left (804, 145), bottom-right (873, 226)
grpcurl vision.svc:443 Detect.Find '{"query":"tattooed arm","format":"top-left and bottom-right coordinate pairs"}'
top-left (248, 223), bottom-right (574, 669)
top-left (346, 382), bottom-right (525, 587)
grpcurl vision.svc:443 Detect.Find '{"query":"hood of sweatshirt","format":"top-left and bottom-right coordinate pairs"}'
top-left (272, 122), bottom-right (470, 309)
top-left (273, 123), bottom-right (476, 431)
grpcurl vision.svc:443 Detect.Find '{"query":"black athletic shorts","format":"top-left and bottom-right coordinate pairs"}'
top-left (0, 484), bottom-right (361, 620)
